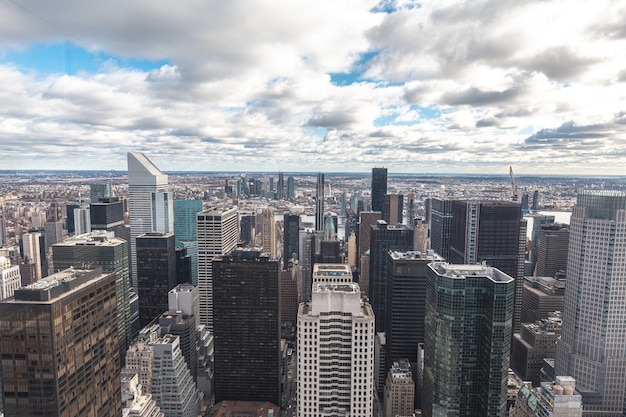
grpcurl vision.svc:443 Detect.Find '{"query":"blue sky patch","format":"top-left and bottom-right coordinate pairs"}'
top-left (329, 51), bottom-right (380, 86)
top-left (2, 42), bottom-right (170, 75)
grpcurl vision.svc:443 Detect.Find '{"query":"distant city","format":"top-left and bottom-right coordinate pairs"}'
top-left (0, 154), bottom-right (625, 417)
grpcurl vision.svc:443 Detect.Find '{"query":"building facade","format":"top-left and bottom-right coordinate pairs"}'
top-left (371, 167), bottom-right (388, 213)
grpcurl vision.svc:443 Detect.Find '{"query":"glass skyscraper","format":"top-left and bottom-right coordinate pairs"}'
top-left (174, 199), bottom-right (202, 284)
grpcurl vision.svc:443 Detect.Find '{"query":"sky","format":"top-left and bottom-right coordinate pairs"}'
top-left (0, 0), bottom-right (625, 174)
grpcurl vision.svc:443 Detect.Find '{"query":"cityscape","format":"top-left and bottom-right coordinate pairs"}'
top-left (0, 155), bottom-right (625, 417)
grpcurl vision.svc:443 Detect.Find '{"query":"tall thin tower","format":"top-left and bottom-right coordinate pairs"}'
top-left (371, 167), bottom-right (388, 213)
top-left (196, 207), bottom-right (238, 331)
top-left (555, 190), bottom-right (626, 416)
top-left (315, 172), bottom-right (325, 231)
top-left (127, 152), bottom-right (169, 289)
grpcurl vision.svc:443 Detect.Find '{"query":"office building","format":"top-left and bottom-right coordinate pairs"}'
top-left (44, 220), bottom-right (63, 247)
top-left (385, 250), bottom-right (441, 370)
top-left (91, 183), bottom-right (113, 202)
top-left (449, 200), bottom-right (526, 332)
top-left (532, 190), bottom-right (539, 210)
top-left (128, 152), bottom-right (170, 289)
top-left (521, 276), bottom-right (565, 324)
top-left (369, 221), bottom-right (414, 331)
top-left (66, 203), bottom-right (79, 234)
top-left (358, 211), bottom-right (382, 259)
top-left (121, 372), bottom-right (163, 417)
top-left (315, 173), bottom-right (325, 231)
top-left (124, 341), bottom-right (155, 396)
top-left (287, 176), bottom-right (295, 199)
top-left (555, 190), bottom-right (626, 416)
top-left (277, 172), bottom-right (285, 199)
top-left (20, 231), bottom-right (42, 282)
top-left (196, 207), bottom-right (238, 330)
top-left (534, 223), bottom-right (570, 278)
top-left (383, 194), bottom-right (403, 225)
top-left (0, 256), bottom-right (21, 300)
top-left (0, 268), bottom-right (121, 417)
top-left (90, 197), bottom-right (125, 231)
top-left (384, 360), bottom-right (415, 417)
top-left (136, 232), bottom-right (177, 327)
top-left (297, 281), bottom-right (374, 417)
top-left (283, 213), bottom-right (300, 269)
top-left (73, 206), bottom-right (91, 235)
top-left (511, 314), bottom-right (562, 387)
top-left (151, 335), bottom-right (201, 417)
top-left (428, 198), bottom-right (452, 260)
top-left (174, 200), bottom-right (202, 284)
top-left (212, 250), bottom-right (281, 404)
top-left (423, 263), bottom-right (515, 417)
top-left (281, 267), bottom-right (298, 325)
top-left (371, 167), bottom-right (388, 213)
top-left (52, 231), bottom-right (132, 364)
top-left (261, 207), bottom-right (277, 256)
top-left (510, 377), bottom-right (582, 417)
top-left (151, 191), bottom-right (174, 234)
top-left (299, 229), bottom-right (315, 302)
top-left (158, 311), bottom-right (198, 384)
top-left (312, 263), bottom-right (353, 284)
top-left (239, 213), bottom-right (255, 246)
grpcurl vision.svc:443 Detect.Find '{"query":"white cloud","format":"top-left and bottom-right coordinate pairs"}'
top-left (0, 0), bottom-right (625, 174)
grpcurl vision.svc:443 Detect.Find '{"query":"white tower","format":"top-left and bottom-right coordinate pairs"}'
top-left (196, 207), bottom-right (238, 331)
top-left (127, 152), bottom-right (169, 289)
top-left (297, 281), bottom-right (374, 417)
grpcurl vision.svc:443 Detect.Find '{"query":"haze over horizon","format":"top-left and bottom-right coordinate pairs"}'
top-left (1, 0), bottom-right (625, 174)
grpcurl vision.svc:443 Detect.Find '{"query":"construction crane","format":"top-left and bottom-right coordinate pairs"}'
top-left (509, 166), bottom-right (519, 202)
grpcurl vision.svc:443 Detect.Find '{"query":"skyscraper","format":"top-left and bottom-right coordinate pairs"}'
top-left (283, 212), bottom-right (300, 269)
top-left (151, 191), bottom-right (174, 233)
top-left (196, 207), bottom-right (238, 330)
top-left (298, 281), bottom-right (374, 417)
top-left (128, 152), bottom-right (169, 289)
top-left (213, 250), bottom-right (281, 405)
top-left (52, 231), bottom-right (132, 365)
top-left (174, 199), bottom-right (203, 284)
top-left (534, 223), bottom-right (570, 278)
top-left (73, 206), bottom-right (91, 235)
top-left (90, 183), bottom-right (113, 202)
top-left (383, 194), bottom-right (403, 225)
top-left (136, 232), bottom-right (177, 327)
top-left (423, 263), bottom-right (514, 417)
top-left (0, 268), bottom-right (121, 417)
top-left (261, 207), bottom-right (277, 256)
top-left (429, 198), bottom-right (453, 261)
top-left (555, 190), bottom-right (626, 416)
top-left (384, 360), bottom-right (415, 417)
top-left (90, 197), bottom-right (124, 231)
top-left (315, 172), bottom-right (325, 231)
top-left (369, 221), bottom-right (414, 331)
top-left (449, 200), bottom-right (526, 332)
top-left (287, 176), bottom-right (295, 199)
top-left (0, 256), bottom-right (21, 300)
top-left (277, 172), bottom-right (285, 199)
top-left (371, 167), bottom-right (388, 213)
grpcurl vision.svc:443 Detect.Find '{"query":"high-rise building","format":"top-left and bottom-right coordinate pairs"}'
top-left (385, 251), bottom-right (442, 371)
top-left (0, 268), bottom-right (121, 417)
top-left (429, 198), bottom-right (453, 261)
top-left (511, 314), bottom-right (562, 387)
top-left (423, 263), bottom-right (514, 417)
top-left (283, 213), bottom-right (300, 269)
top-left (20, 231), bottom-right (42, 282)
top-left (555, 190), bottom-right (626, 416)
top-left (287, 176), bottom-right (295, 199)
top-left (213, 250), bottom-right (281, 404)
top-left (52, 231), bottom-right (132, 365)
top-left (196, 207), bottom-right (238, 330)
top-left (73, 206), bottom-right (91, 235)
top-left (261, 207), bottom-right (277, 256)
top-left (150, 335), bottom-right (201, 417)
top-left (0, 256), bottom-right (21, 300)
top-left (136, 232), bottom-right (177, 327)
top-left (369, 221), bottom-right (413, 331)
top-left (239, 213), bottom-right (255, 246)
top-left (44, 220), bottom-right (63, 247)
top-left (509, 377), bottom-right (582, 417)
top-left (521, 276), bottom-right (564, 324)
top-left (449, 200), bottom-right (526, 332)
top-left (297, 281), bottom-right (374, 417)
top-left (151, 191), bottom-right (174, 233)
top-left (90, 183), bottom-right (113, 202)
top-left (534, 223), bottom-right (570, 278)
top-left (128, 152), bottom-right (170, 289)
top-left (532, 190), bottom-right (539, 210)
top-left (90, 197), bottom-right (124, 231)
top-left (383, 194), bottom-right (403, 225)
top-left (383, 359), bottom-right (415, 417)
top-left (358, 211), bottom-right (382, 259)
top-left (315, 173), bottom-right (325, 231)
top-left (371, 167), bottom-right (388, 213)
top-left (174, 200), bottom-right (203, 243)
top-left (120, 372), bottom-right (163, 417)
top-left (277, 172), bottom-right (285, 199)
top-left (66, 203), bottom-right (79, 234)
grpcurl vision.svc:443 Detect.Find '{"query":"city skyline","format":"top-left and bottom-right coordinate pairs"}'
top-left (1, 1), bottom-right (625, 174)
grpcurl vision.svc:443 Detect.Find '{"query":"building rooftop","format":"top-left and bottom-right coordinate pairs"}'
top-left (389, 250), bottom-right (443, 261)
top-left (432, 262), bottom-right (514, 283)
top-left (11, 267), bottom-right (106, 302)
top-left (54, 231), bottom-right (124, 246)
top-left (313, 283), bottom-right (359, 294)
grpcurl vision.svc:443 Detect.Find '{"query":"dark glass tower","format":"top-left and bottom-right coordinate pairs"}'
top-left (315, 172), bottom-right (325, 231)
top-left (212, 250), bottom-right (281, 405)
top-left (369, 221), bottom-right (413, 331)
top-left (89, 197), bottom-right (124, 231)
top-left (136, 232), bottom-right (177, 327)
top-left (429, 198), bottom-right (453, 261)
top-left (448, 200), bottom-right (525, 332)
top-left (283, 213), bottom-right (300, 269)
top-left (371, 167), bottom-right (388, 213)
top-left (0, 268), bottom-right (121, 417)
top-left (423, 263), bottom-right (514, 417)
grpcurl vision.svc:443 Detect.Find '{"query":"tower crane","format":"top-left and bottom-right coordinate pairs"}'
top-left (509, 166), bottom-right (518, 202)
